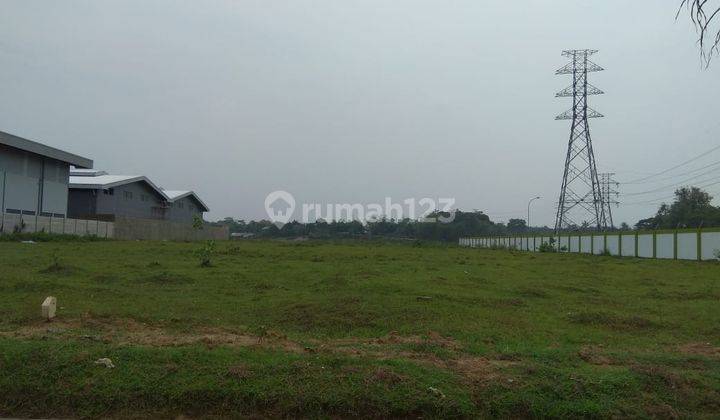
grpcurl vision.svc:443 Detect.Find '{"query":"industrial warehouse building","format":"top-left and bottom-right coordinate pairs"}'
top-left (0, 130), bottom-right (93, 218)
top-left (1, 130), bottom-right (221, 239)
top-left (161, 190), bottom-right (210, 222)
top-left (68, 169), bottom-right (209, 222)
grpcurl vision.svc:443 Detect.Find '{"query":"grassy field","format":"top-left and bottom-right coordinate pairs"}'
top-left (1, 239), bottom-right (719, 418)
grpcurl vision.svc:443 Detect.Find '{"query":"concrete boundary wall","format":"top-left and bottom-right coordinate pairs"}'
top-left (0, 212), bottom-right (228, 241)
top-left (459, 229), bottom-right (720, 261)
top-left (0, 212), bottom-right (113, 237)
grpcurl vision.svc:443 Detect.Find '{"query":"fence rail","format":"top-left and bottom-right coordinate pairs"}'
top-left (459, 229), bottom-right (720, 261)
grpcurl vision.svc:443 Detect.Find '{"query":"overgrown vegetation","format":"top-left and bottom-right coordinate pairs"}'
top-left (0, 240), bottom-right (719, 418)
top-left (537, 239), bottom-right (557, 253)
top-left (196, 240), bottom-right (216, 267)
top-left (0, 232), bottom-right (105, 242)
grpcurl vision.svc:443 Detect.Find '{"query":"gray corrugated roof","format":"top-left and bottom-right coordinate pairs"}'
top-left (70, 168), bottom-right (107, 177)
top-left (0, 130), bottom-right (93, 168)
top-left (162, 190), bottom-right (210, 212)
top-left (69, 175), bottom-right (167, 199)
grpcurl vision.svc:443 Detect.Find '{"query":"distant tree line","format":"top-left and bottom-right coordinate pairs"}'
top-left (214, 186), bottom-right (720, 242)
top-left (213, 210), bottom-right (539, 242)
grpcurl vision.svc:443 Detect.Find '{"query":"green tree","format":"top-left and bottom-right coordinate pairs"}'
top-left (507, 218), bottom-right (527, 234)
top-left (637, 187), bottom-right (720, 229)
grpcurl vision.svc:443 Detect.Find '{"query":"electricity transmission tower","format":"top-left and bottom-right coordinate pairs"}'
top-left (599, 172), bottom-right (619, 228)
top-left (554, 49), bottom-right (608, 232)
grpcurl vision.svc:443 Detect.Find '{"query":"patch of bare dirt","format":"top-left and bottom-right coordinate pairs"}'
top-left (644, 403), bottom-right (679, 419)
top-left (678, 342), bottom-right (720, 358)
top-left (631, 365), bottom-right (696, 394)
top-left (3, 318), bottom-right (515, 383)
top-left (578, 345), bottom-right (616, 366)
top-left (328, 330), bottom-right (461, 350)
top-left (365, 366), bottom-right (407, 385)
top-left (1, 317), bottom-right (304, 353)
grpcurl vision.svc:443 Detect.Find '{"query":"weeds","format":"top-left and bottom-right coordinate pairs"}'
top-left (0, 232), bottom-right (105, 242)
top-left (197, 240), bottom-right (216, 267)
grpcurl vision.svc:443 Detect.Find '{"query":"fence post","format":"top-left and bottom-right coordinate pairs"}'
top-left (618, 232), bottom-right (623, 256)
top-left (673, 228), bottom-right (678, 260)
top-left (591, 232), bottom-right (595, 254)
top-left (697, 227), bottom-right (702, 261)
top-left (635, 231), bottom-right (639, 257)
top-left (652, 230), bottom-right (657, 259)
top-left (603, 233), bottom-right (607, 254)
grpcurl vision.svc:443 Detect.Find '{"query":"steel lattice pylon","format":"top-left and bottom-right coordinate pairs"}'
top-left (554, 49), bottom-right (608, 232)
top-left (599, 172), bottom-right (619, 229)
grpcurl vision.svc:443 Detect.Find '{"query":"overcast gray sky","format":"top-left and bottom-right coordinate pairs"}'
top-left (1, 1), bottom-right (718, 226)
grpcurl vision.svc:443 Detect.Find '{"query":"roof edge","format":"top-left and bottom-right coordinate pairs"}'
top-left (0, 130), bottom-right (93, 168)
top-left (70, 175), bottom-right (168, 200)
top-left (166, 191), bottom-right (210, 212)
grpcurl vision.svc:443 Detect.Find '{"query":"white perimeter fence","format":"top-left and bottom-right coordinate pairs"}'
top-left (459, 229), bottom-right (720, 261)
top-left (0, 211), bottom-right (113, 238)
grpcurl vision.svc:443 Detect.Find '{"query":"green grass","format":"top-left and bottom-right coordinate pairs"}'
top-left (1, 239), bottom-right (719, 418)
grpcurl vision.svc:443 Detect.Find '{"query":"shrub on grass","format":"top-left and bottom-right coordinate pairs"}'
top-left (538, 238), bottom-right (557, 253)
top-left (197, 240), bottom-right (216, 267)
top-left (538, 242), bottom-right (556, 253)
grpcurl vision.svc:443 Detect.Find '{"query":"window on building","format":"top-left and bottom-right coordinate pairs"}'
top-left (178, 202), bottom-right (184, 209)
top-left (103, 188), bottom-right (114, 195)
top-left (124, 191), bottom-right (133, 200)
top-left (141, 194), bottom-right (149, 202)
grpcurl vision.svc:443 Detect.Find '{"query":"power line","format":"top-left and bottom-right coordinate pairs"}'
top-left (623, 171), bottom-right (720, 196)
top-left (621, 144), bottom-right (720, 183)
top-left (622, 159), bottom-right (720, 185)
top-left (622, 180), bottom-right (720, 205)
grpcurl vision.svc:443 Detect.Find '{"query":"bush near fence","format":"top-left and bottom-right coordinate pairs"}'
top-left (459, 228), bottom-right (720, 261)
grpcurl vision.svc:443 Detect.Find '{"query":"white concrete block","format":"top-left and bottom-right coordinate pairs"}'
top-left (42, 296), bottom-right (57, 320)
